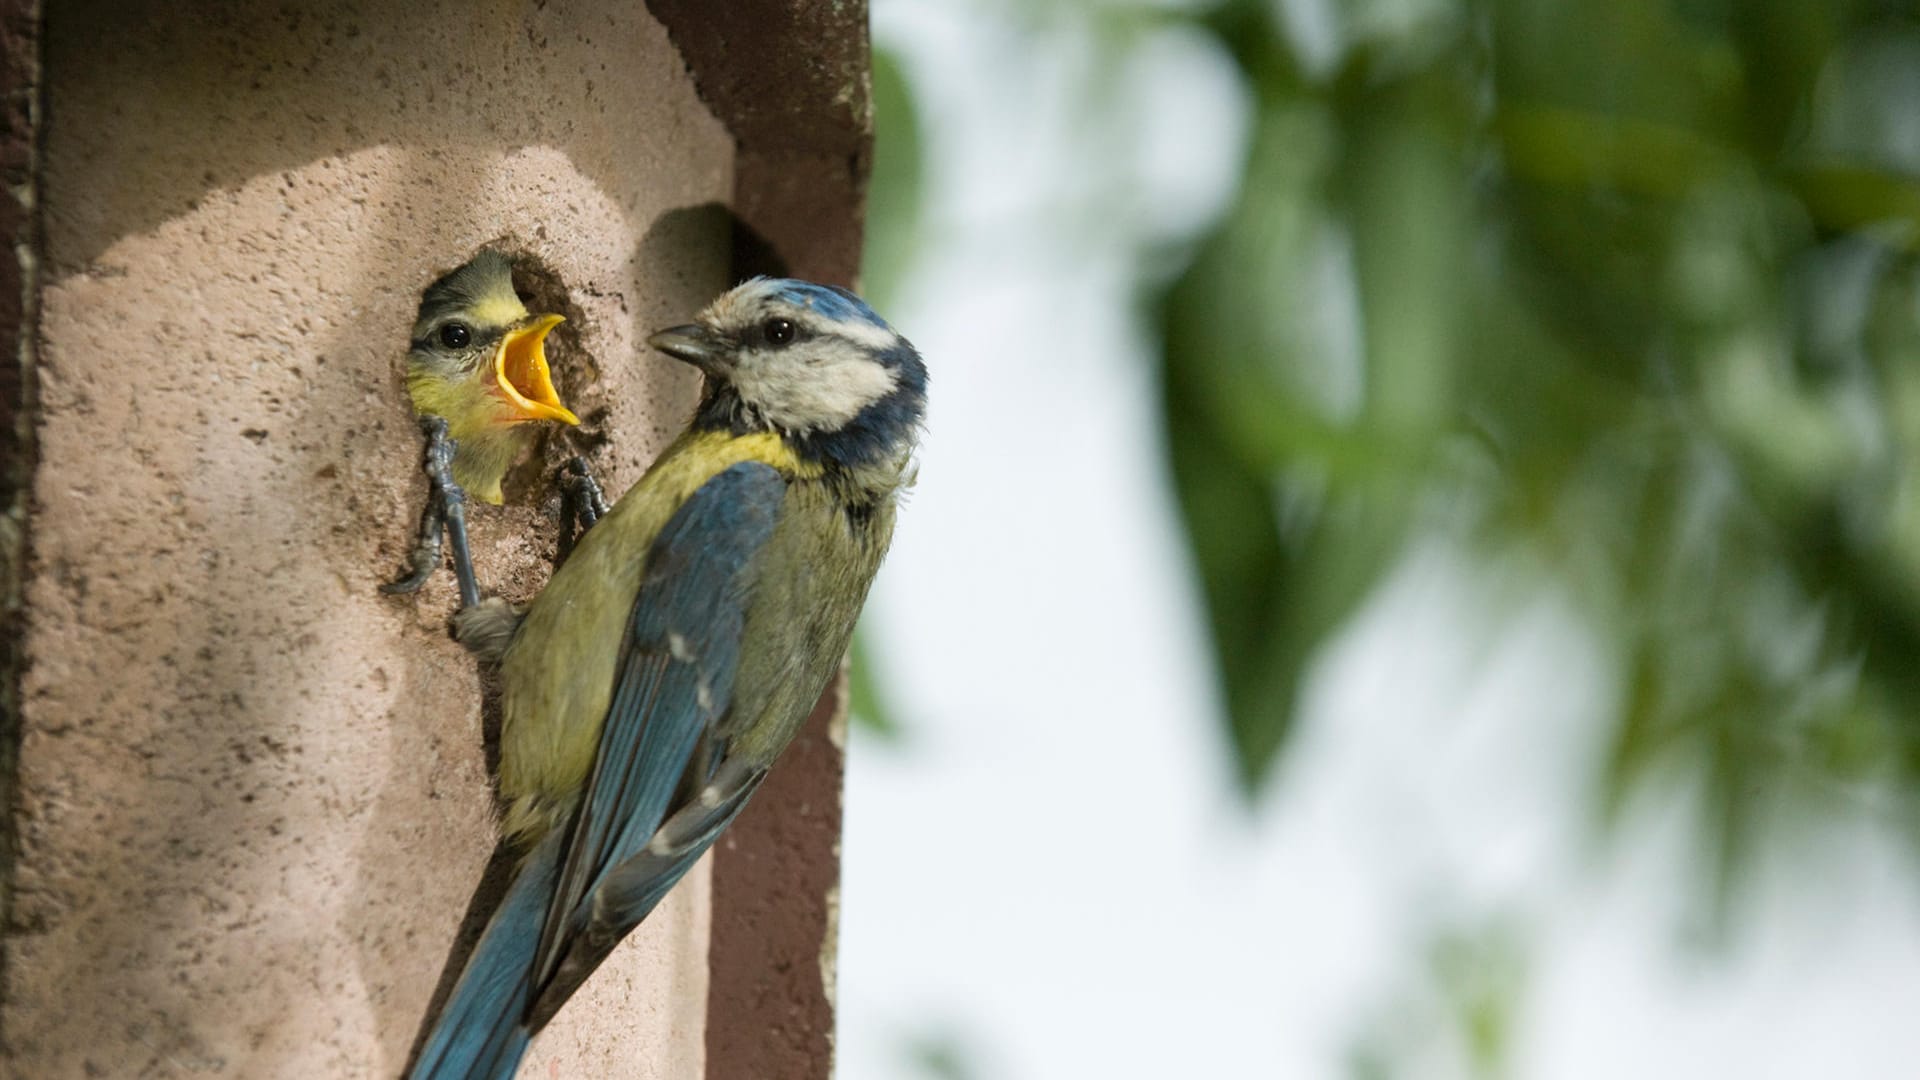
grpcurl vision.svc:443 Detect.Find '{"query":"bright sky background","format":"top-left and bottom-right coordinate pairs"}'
top-left (835, 3), bottom-right (1920, 1077)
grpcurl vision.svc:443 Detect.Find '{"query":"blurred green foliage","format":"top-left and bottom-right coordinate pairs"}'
top-left (848, 633), bottom-right (905, 741)
top-left (903, 1030), bottom-right (983, 1080)
top-left (856, 2), bottom-right (1920, 1071)
top-left (1349, 917), bottom-right (1528, 1080)
top-left (865, 0), bottom-right (1920, 886)
top-left (1159, 0), bottom-right (1920, 865)
top-left (861, 46), bottom-right (925, 316)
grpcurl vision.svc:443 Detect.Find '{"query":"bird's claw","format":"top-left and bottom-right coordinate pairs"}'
top-left (558, 456), bottom-right (611, 562)
top-left (383, 416), bottom-right (482, 608)
top-left (379, 537), bottom-right (442, 595)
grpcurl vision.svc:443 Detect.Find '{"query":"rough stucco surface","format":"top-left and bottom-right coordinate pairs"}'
top-left (4, 2), bottom-right (736, 1075)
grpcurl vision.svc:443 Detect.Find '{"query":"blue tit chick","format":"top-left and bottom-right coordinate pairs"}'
top-left (408, 278), bottom-right (926, 1080)
top-left (406, 250), bottom-right (579, 505)
top-left (384, 251), bottom-right (581, 605)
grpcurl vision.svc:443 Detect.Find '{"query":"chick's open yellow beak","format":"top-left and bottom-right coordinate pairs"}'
top-left (494, 313), bottom-right (579, 425)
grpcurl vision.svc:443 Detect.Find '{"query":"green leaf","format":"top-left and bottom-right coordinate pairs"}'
top-left (848, 631), bottom-right (905, 742)
top-left (861, 46), bottom-right (925, 311)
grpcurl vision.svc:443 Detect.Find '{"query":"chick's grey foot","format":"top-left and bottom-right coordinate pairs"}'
top-left (381, 416), bottom-right (483, 609)
top-left (380, 494), bottom-right (446, 595)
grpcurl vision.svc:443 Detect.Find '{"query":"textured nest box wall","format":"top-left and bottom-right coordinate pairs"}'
top-left (0, 1), bottom-right (870, 1077)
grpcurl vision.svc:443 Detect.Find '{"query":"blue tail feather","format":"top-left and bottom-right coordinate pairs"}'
top-left (407, 832), bottom-right (561, 1080)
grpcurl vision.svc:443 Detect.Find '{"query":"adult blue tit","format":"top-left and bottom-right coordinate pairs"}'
top-left (384, 251), bottom-right (580, 605)
top-left (408, 277), bottom-right (927, 1080)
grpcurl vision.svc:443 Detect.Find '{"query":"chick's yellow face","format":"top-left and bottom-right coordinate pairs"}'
top-left (406, 251), bottom-right (578, 431)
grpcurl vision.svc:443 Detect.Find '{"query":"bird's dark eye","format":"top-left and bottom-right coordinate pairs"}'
top-left (439, 322), bottom-right (472, 349)
top-left (763, 318), bottom-right (796, 346)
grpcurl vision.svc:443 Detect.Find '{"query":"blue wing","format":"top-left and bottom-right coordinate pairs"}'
top-left (527, 461), bottom-right (785, 1015)
top-left (599, 757), bottom-right (766, 926)
top-left (527, 758), bottom-right (768, 1027)
top-left (407, 461), bottom-right (785, 1080)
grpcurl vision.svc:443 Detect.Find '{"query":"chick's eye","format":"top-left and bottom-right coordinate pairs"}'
top-left (763, 318), bottom-right (795, 346)
top-left (439, 322), bottom-right (472, 349)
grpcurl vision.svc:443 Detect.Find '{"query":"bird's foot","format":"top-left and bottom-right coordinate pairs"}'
top-left (381, 416), bottom-right (482, 609)
top-left (451, 595), bottom-right (525, 663)
top-left (381, 418), bottom-right (453, 594)
top-left (559, 456), bottom-right (611, 559)
top-left (379, 501), bottom-right (445, 595)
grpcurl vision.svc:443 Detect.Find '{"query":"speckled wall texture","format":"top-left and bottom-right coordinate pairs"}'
top-left (0, 1), bottom-right (784, 1075)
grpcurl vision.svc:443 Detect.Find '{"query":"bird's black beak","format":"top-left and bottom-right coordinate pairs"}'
top-left (648, 324), bottom-right (730, 375)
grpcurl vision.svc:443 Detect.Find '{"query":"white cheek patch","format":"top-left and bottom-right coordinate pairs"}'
top-left (732, 350), bottom-right (901, 432)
